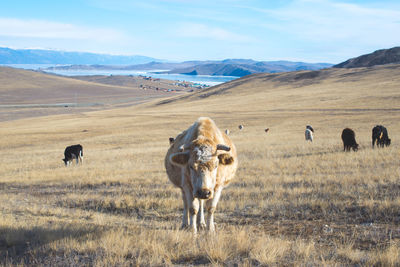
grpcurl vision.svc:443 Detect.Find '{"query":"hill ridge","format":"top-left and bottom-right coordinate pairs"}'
top-left (334, 46), bottom-right (400, 68)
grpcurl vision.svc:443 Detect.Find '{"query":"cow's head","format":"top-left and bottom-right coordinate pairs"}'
top-left (352, 143), bottom-right (359, 151)
top-left (62, 158), bottom-right (69, 166)
top-left (169, 138), bottom-right (234, 199)
top-left (385, 138), bottom-right (391, 146)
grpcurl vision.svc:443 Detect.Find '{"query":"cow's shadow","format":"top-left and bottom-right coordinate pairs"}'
top-left (0, 224), bottom-right (102, 265)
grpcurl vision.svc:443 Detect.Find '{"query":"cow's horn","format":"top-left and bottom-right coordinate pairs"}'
top-left (217, 144), bottom-right (230, 151)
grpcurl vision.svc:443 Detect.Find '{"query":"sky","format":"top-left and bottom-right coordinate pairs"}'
top-left (0, 0), bottom-right (399, 64)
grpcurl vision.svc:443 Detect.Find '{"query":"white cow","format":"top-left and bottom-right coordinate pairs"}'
top-left (165, 117), bottom-right (238, 233)
top-left (305, 128), bottom-right (313, 142)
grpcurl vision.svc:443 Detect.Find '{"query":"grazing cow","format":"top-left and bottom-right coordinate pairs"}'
top-left (341, 128), bottom-right (359, 152)
top-left (224, 129), bottom-right (230, 135)
top-left (165, 117), bottom-right (238, 233)
top-left (238, 124), bottom-right (243, 130)
top-left (372, 125), bottom-right (391, 148)
top-left (169, 137), bottom-right (175, 145)
top-left (63, 144), bottom-right (83, 166)
top-left (305, 128), bottom-right (313, 142)
top-left (265, 128), bottom-right (269, 133)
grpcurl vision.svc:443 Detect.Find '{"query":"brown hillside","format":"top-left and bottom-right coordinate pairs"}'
top-left (0, 67), bottom-right (170, 105)
top-left (0, 67), bottom-right (188, 121)
top-left (334, 46), bottom-right (400, 68)
top-left (154, 63), bottom-right (400, 113)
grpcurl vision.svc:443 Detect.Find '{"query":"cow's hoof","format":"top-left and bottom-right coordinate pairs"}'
top-left (180, 224), bottom-right (189, 230)
top-left (198, 223), bottom-right (206, 230)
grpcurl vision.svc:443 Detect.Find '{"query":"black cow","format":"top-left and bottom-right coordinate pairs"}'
top-left (63, 144), bottom-right (83, 166)
top-left (341, 128), bottom-right (359, 152)
top-left (372, 125), bottom-right (391, 148)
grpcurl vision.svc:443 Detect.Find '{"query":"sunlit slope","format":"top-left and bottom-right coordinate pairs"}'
top-left (2, 63), bottom-right (400, 149)
top-left (154, 64), bottom-right (400, 112)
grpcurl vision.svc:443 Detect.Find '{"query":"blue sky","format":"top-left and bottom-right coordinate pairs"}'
top-left (0, 0), bottom-right (399, 63)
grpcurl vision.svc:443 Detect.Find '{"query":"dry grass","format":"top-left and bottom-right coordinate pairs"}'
top-left (1, 65), bottom-right (400, 266)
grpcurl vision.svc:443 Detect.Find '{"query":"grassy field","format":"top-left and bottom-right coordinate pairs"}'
top-left (0, 64), bottom-right (399, 266)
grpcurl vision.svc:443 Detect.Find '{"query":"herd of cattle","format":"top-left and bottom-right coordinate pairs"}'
top-left (339, 125), bottom-right (391, 151)
top-left (62, 118), bottom-right (391, 233)
top-left (304, 124), bottom-right (390, 152)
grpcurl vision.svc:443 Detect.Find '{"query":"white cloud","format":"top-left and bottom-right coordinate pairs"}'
top-left (176, 23), bottom-right (254, 43)
top-left (260, 0), bottom-right (400, 46)
top-left (0, 18), bottom-right (128, 42)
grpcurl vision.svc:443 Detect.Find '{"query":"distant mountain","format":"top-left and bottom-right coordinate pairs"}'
top-left (45, 59), bottom-right (332, 77)
top-left (0, 47), bottom-right (161, 65)
top-left (162, 60), bottom-right (332, 76)
top-left (44, 61), bottom-right (198, 71)
top-left (334, 47), bottom-right (400, 68)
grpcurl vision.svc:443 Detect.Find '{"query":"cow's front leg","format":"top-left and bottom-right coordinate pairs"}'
top-left (180, 188), bottom-right (189, 229)
top-left (182, 182), bottom-right (198, 233)
top-left (189, 198), bottom-right (200, 234)
top-left (198, 199), bottom-right (206, 230)
top-left (206, 186), bottom-right (223, 232)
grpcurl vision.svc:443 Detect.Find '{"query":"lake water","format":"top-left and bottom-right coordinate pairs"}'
top-left (2, 64), bottom-right (239, 86)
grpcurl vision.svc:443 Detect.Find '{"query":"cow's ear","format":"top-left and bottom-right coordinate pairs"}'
top-left (218, 153), bottom-right (234, 165)
top-left (170, 152), bottom-right (190, 166)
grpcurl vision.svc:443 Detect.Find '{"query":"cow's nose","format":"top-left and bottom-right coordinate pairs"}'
top-left (196, 189), bottom-right (212, 199)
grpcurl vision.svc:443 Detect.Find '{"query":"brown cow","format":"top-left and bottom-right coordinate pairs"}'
top-left (341, 128), bottom-right (359, 152)
top-left (165, 117), bottom-right (238, 233)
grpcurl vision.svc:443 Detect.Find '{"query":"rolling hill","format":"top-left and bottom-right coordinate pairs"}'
top-left (154, 63), bottom-right (400, 113)
top-left (0, 66), bottom-right (159, 105)
top-left (0, 66), bottom-right (190, 121)
top-left (334, 46), bottom-right (400, 68)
